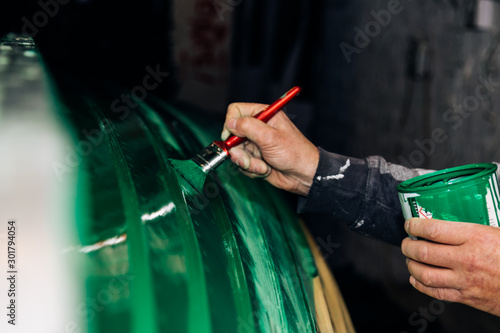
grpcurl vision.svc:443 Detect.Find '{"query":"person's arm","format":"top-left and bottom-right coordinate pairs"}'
top-left (223, 102), bottom-right (500, 316)
top-left (297, 148), bottom-right (431, 245)
top-left (222, 102), bottom-right (428, 245)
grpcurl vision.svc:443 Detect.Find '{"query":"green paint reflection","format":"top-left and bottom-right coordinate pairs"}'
top-left (55, 79), bottom-right (318, 333)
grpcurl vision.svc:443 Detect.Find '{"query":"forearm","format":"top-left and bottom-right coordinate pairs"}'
top-left (298, 147), bottom-right (429, 246)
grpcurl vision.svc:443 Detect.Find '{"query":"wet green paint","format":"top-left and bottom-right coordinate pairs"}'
top-left (51, 78), bottom-right (319, 332)
top-left (168, 158), bottom-right (207, 192)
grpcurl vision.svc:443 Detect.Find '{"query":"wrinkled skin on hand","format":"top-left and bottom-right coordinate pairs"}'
top-left (221, 102), bottom-right (319, 196)
top-left (402, 218), bottom-right (500, 317)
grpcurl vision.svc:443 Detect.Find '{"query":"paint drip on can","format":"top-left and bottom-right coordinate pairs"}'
top-left (397, 163), bottom-right (500, 227)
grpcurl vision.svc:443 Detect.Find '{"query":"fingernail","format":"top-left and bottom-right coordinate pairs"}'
top-left (405, 258), bottom-right (409, 266)
top-left (409, 276), bottom-right (416, 287)
top-left (405, 220), bottom-right (410, 232)
top-left (222, 118), bottom-right (238, 140)
top-left (242, 155), bottom-right (250, 169)
top-left (236, 156), bottom-right (250, 170)
top-left (221, 129), bottom-right (230, 141)
top-left (227, 118), bottom-right (237, 130)
top-left (256, 164), bottom-right (269, 175)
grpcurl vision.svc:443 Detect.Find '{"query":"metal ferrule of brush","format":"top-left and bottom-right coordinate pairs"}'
top-left (192, 142), bottom-right (229, 174)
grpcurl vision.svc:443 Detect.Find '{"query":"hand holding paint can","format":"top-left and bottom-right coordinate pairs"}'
top-left (397, 163), bottom-right (500, 229)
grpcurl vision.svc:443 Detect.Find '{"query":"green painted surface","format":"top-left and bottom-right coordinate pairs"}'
top-left (51, 77), bottom-right (319, 332)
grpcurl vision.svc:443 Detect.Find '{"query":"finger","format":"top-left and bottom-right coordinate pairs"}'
top-left (226, 102), bottom-right (270, 119)
top-left (409, 276), bottom-right (463, 303)
top-left (239, 162), bottom-right (272, 178)
top-left (405, 218), bottom-right (473, 245)
top-left (229, 146), bottom-right (270, 176)
top-left (224, 116), bottom-right (281, 149)
top-left (244, 142), bottom-right (262, 159)
top-left (402, 237), bottom-right (457, 268)
top-left (221, 103), bottom-right (269, 140)
top-left (240, 156), bottom-right (271, 176)
top-left (406, 258), bottom-right (460, 289)
top-left (229, 144), bottom-right (265, 167)
top-left (229, 147), bottom-right (252, 170)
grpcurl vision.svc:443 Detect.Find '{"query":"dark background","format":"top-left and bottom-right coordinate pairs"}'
top-left (3, 0), bottom-right (500, 332)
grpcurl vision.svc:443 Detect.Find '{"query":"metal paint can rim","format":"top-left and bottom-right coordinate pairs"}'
top-left (397, 163), bottom-right (500, 227)
top-left (397, 163), bottom-right (497, 194)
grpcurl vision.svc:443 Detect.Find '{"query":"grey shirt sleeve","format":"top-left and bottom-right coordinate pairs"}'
top-left (298, 147), bottom-right (430, 246)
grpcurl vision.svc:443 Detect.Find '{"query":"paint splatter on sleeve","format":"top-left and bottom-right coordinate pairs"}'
top-left (297, 147), bottom-right (367, 223)
top-left (316, 159), bottom-right (350, 181)
top-left (298, 147), bottom-right (430, 246)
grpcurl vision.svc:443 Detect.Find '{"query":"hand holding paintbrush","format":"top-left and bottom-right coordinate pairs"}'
top-left (170, 86), bottom-right (319, 195)
top-left (220, 89), bottom-right (319, 196)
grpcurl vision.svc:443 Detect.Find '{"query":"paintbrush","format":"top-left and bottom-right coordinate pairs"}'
top-left (169, 86), bottom-right (302, 192)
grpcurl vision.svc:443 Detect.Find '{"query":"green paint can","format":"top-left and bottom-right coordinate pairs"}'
top-left (397, 163), bottom-right (500, 227)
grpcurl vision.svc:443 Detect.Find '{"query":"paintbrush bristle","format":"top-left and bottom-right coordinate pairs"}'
top-left (169, 158), bottom-right (207, 192)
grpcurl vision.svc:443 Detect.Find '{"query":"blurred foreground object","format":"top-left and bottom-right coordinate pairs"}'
top-left (0, 33), bottom-right (83, 332)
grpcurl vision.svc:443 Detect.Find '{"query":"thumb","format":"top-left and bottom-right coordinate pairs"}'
top-left (225, 116), bottom-right (278, 148)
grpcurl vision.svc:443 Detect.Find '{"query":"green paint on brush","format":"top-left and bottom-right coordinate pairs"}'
top-left (168, 158), bottom-right (207, 193)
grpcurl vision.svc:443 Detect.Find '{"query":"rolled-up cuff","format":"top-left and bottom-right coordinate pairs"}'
top-left (297, 147), bottom-right (367, 222)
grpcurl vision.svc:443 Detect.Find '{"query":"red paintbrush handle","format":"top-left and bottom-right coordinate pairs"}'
top-left (223, 86), bottom-right (301, 150)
